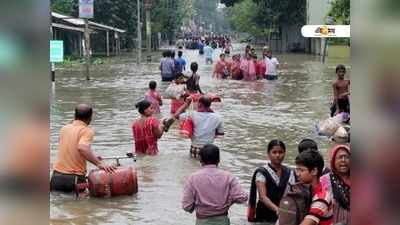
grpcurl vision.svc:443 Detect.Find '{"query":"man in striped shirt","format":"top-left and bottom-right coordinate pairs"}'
top-left (295, 150), bottom-right (333, 225)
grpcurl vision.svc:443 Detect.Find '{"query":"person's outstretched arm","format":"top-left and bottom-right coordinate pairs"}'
top-left (173, 97), bottom-right (192, 119)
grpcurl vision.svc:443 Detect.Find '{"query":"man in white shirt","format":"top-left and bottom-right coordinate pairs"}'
top-left (264, 49), bottom-right (280, 80)
top-left (173, 96), bottom-right (224, 158)
top-left (203, 42), bottom-right (214, 64)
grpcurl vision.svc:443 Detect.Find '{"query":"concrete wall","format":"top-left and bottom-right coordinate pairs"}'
top-left (306, 0), bottom-right (332, 55)
top-left (269, 25), bottom-right (307, 53)
top-left (307, 0), bottom-right (331, 25)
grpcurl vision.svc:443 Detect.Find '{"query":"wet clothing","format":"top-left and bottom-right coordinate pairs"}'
top-left (230, 61), bottom-right (242, 80)
top-left (266, 75), bottom-right (278, 80)
top-left (182, 165), bottom-right (247, 221)
top-left (214, 60), bottom-right (229, 79)
top-left (186, 74), bottom-right (202, 94)
top-left (240, 59), bottom-right (257, 81)
top-left (175, 57), bottom-right (186, 73)
top-left (132, 117), bottom-right (160, 155)
top-left (195, 215), bottom-right (230, 225)
top-left (320, 145), bottom-right (350, 224)
top-left (50, 170), bottom-right (86, 192)
top-left (179, 111), bottom-right (224, 147)
top-left (160, 58), bottom-right (175, 81)
top-left (54, 120), bottom-right (94, 176)
top-left (198, 42), bottom-right (204, 54)
top-left (145, 90), bottom-right (162, 114)
top-left (171, 98), bottom-right (185, 114)
top-left (330, 97), bottom-right (350, 117)
top-left (190, 145), bottom-right (202, 158)
top-left (306, 182), bottom-right (334, 225)
top-left (264, 57), bottom-right (279, 77)
top-left (204, 45), bottom-right (214, 60)
top-left (248, 164), bottom-right (295, 222)
top-left (256, 60), bottom-right (267, 79)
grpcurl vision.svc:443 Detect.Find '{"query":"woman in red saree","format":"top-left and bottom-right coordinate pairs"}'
top-left (256, 57), bottom-right (267, 80)
top-left (132, 100), bottom-right (165, 155)
top-left (213, 53), bottom-right (230, 79)
top-left (230, 54), bottom-right (242, 80)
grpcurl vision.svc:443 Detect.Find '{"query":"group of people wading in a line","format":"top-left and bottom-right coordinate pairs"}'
top-left (213, 45), bottom-right (280, 81)
top-left (51, 43), bottom-right (350, 225)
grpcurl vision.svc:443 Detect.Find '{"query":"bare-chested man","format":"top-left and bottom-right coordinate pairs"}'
top-left (331, 64), bottom-right (350, 116)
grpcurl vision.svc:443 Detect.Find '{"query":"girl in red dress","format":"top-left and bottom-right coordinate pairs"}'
top-left (132, 100), bottom-right (165, 155)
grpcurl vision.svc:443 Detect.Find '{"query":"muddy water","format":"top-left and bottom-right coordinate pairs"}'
top-left (50, 43), bottom-right (350, 225)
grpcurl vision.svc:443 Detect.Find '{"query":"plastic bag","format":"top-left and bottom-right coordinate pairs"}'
top-left (333, 126), bottom-right (349, 143)
top-left (180, 116), bottom-right (193, 138)
top-left (165, 83), bottom-right (185, 99)
top-left (318, 118), bottom-right (340, 136)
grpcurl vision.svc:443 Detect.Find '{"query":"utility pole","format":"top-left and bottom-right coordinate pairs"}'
top-left (84, 19), bottom-right (90, 80)
top-left (145, 0), bottom-right (152, 54)
top-left (137, 0), bottom-right (141, 65)
top-left (322, 16), bottom-right (334, 63)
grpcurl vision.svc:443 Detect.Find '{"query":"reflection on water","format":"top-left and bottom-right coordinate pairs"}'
top-left (50, 43), bottom-right (349, 225)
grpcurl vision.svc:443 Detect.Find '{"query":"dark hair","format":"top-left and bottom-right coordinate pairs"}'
top-left (295, 150), bottom-right (324, 177)
top-left (267, 139), bottom-right (286, 153)
top-left (220, 53), bottom-right (225, 57)
top-left (336, 64), bottom-right (346, 73)
top-left (298, 139), bottom-right (318, 153)
top-left (135, 100), bottom-right (151, 114)
top-left (170, 51), bottom-right (175, 58)
top-left (75, 104), bottom-right (93, 121)
top-left (190, 62), bottom-right (198, 73)
top-left (199, 95), bottom-right (211, 108)
top-left (199, 144), bottom-right (220, 165)
top-left (149, 80), bottom-right (157, 90)
top-left (246, 45), bottom-right (251, 49)
top-left (162, 51), bottom-right (168, 57)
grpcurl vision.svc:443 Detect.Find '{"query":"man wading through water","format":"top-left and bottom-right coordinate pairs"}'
top-left (182, 144), bottom-right (248, 225)
top-left (51, 104), bottom-right (116, 193)
top-left (172, 96), bottom-right (224, 158)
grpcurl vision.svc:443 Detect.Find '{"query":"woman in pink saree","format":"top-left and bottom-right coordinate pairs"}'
top-left (240, 53), bottom-right (257, 81)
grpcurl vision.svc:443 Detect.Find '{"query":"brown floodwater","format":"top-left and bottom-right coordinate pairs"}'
top-left (50, 43), bottom-right (350, 225)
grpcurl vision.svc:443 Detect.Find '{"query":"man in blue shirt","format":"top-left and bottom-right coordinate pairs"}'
top-left (175, 51), bottom-right (186, 73)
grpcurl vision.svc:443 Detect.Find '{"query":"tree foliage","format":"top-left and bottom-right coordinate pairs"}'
top-left (327, 0), bottom-right (350, 25)
top-left (151, 0), bottom-right (186, 41)
top-left (227, 0), bottom-right (263, 36)
top-left (225, 0), bottom-right (306, 38)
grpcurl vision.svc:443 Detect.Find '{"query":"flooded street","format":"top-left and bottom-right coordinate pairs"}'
top-left (50, 43), bottom-right (350, 225)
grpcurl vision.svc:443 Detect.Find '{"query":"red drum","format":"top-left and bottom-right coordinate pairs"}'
top-left (88, 166), bottom-right (138, 197)
top-left (190, 93), bottom-right (221, 103)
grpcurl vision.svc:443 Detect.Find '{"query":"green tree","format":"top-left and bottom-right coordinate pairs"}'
top-left (51, 0), bottom-right (75, 15)
top-left (328, 0), bottom-right (350, 25)
top-left (151, 0), bottom-right (187, 43)
top-left (227, 0), bottom-right (262, 36)
top-left (225, 0), bottom-right (306, 40)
